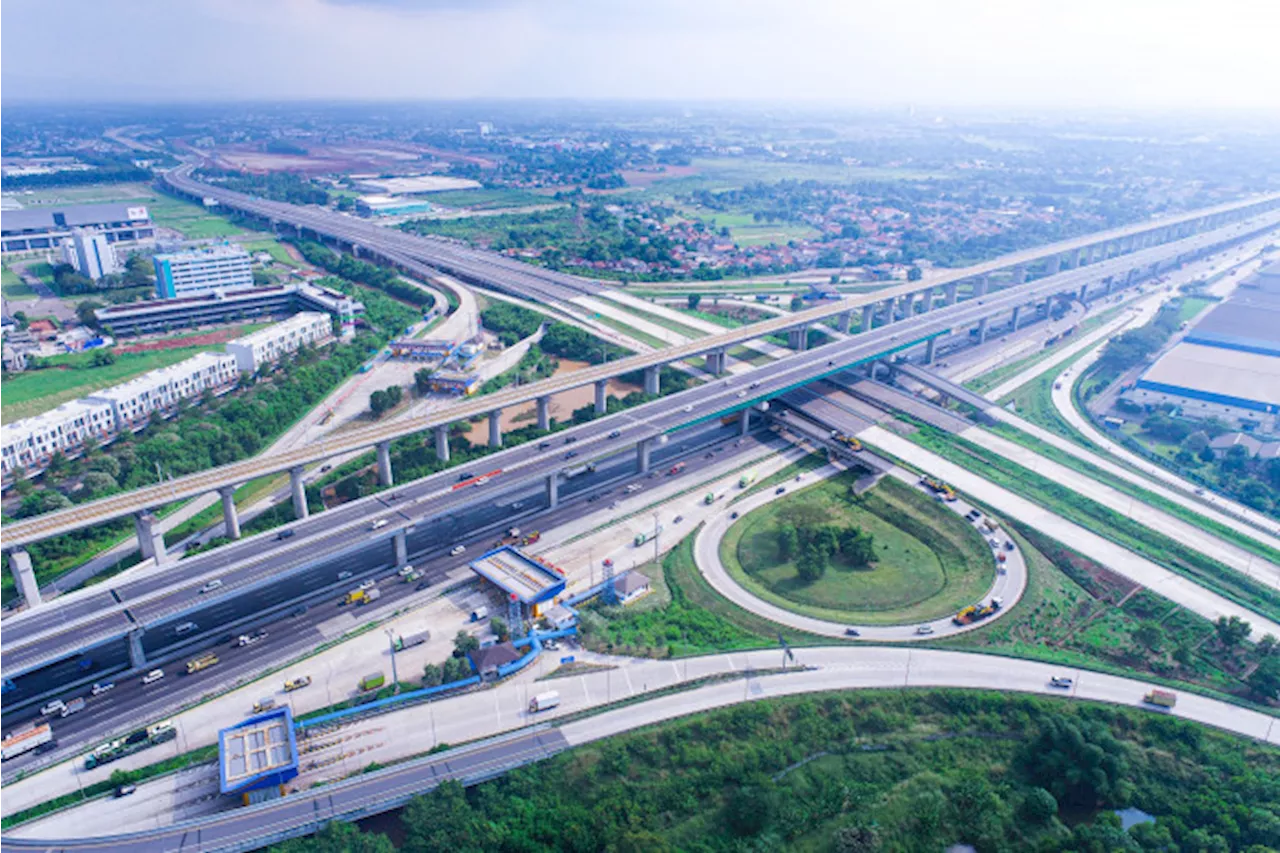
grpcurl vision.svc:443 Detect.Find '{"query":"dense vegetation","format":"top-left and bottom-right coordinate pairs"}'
top-left (292, 241), bottom-right (436, 308)
top-left (195, 168), bottom-right (331, 206)
top-left (274, 690), bottom-right (1280, 853)
top-left (4, 153), bottom-right (152, 188)
top-left (479, 301), bottom-right (632, 363)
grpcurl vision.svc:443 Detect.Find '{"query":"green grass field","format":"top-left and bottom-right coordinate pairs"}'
top-left (240, 239), bottom-right (301, 267)
top-left (720, 473), bottom-right (994, 624)
top-left (11, 182), bottom-right (246, 239)
top-left (1176, 295), bottom-right (1215, 324)
top-left (645, 157), bottom-right (952, 197)
top-left (3, 344), bottom-right (235, 423)
top-left (424, 188), bottom-right (556, 209)
top-left (1, 265), bottom-right (36, 300)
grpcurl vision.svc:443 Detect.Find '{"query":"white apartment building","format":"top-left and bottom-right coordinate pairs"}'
top-left (85, 352), bottom-right (239, 430)
top-left (153, 244), bottom-right (254, 298)
top-left (1, 398), bottom-right (116, 475)
top-left (225, 311), bottom-right (332, 373)
top-left (62, 228), bottom-right (120, 281)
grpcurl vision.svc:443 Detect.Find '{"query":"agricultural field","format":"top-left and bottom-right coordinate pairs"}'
top-left (720, 472), bottom-right (994, 624)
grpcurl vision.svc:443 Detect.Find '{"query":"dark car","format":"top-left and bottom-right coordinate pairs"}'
top-left (290, 605), bottom-right (308, 618)
top-left (565, 451), bottom-right (578, 460)
top-left (457, 472), bottom-right (476, 482)
top-left (538, 441), bottom-right (551, 450)
top-left (775, 487), bottom-right (786, 495)
top-left (608, 430), bottom-right (621, 439)
top-left (277, 529), bottom-right (295, 540)
top-left (565, 435), bottom-right (578, 444)
top-left (114, 784), bottom-right (137, 798)
top-left (845, 628), bottom-right (860, 637)
top-left (730, 511), bottom-right (739, 519)
top-left (415, 580), bottom-right (431, 592)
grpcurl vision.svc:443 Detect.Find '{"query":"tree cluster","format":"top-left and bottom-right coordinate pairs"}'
top-left (368, 384), bottom-right (403, 418)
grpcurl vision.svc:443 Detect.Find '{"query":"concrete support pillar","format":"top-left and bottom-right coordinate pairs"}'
top-left (1103, 276), bottom-right (1114, 295)
top-left (1013, 265), bottom-right (1028, 284)
top-left (644, 365), bottom-right (661, 396)
top-left (883, 297), bottom-right (897, 322)
top-left (787, 328), bottom-right (808, 350)
top-left (536, 396), bottom-right (551, 431)
top-left (434, 425), bottom-right (450, 462)
top-left (861, 304), bottom-right (875, 332)
top-left (8, 549), bottom-right (41, 608)
top-left (1045, 254), bottom-right (1061, 275)
top-left (706, 349), bottom-right (726, 375)
top-left (289, 466), bottom-right (309, 520)
top-left (972, 275), bottom-right (989, 298)
top-left (219, 486), bottom-right (241, 540)
top-left (838, 311), bottom-right (853, 334)
top-left (944, 282), bottom-right (959, 306)
top-left (1063, 250), bottom-right (1079, 270)
top-left (376, 441), bottom-right (394, 487)
top-left (1078, 283), bottom-right (1089, 303)
top-left (488, 411), bottom-right (503, 448)
top-left (976, 317), bottom-right (990, 345)
top-left (637, 439), bottom-right (652, 474)
top-left (547, 473), bottom-right (559, 510)
top-left (918, 289), bottom-right (933, 313)
top-left (134, 511), bottom-right (168, 565)
top-left (924, 337), bottom-right (938, 365)
top-left (739, 408), bottom-right (751, 436)
top-left (128, 628), bottom-right (146, 670)
top-left (594, 380), bottom-right (608, 415)
top-left (1011, 305), bottom-right (1023, 330)
top-left (1040, 297), bottom-right (1052, 318)
top-left (393, 529), bottom-right (407, 567)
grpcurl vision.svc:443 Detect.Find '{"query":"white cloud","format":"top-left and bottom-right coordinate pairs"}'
top-left (3, 0), bottom-right (1278, 107)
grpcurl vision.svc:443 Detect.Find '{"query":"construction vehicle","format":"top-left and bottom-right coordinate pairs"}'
top-left (362, 588), bottom-right (382, 605)
top-left (738, 468), bottom-right (758, 488)
top-left (185, 653), bottom-right (219, 675)
top-left (2, 725), bottom-right (53, 761)
top-left (521, 531), bottom-right (541, 546)
top-left (1144, 689), bottom-right (1177, 708)
top-left (359, 672), bottom-right (385, 692)
top-left (921, 477), bottom-right (957, 502)
top-left (252, 698), bottom-right (276, 714)
top-left (951, 599), bottom-right (1003, 626)
top-left (344, 587), bottom-right (378, 605)
top-left (284, 676), bottom-right (312, 692)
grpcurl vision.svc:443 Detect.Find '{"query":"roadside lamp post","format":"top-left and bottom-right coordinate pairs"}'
top-left (385, 629), bottom-right (400, 694)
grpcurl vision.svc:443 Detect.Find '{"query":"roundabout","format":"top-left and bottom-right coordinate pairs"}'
top-left (695, 459), bottom-right (1028, 640)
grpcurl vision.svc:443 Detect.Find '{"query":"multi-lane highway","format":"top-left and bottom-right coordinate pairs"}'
top-left (5, 205), bottom-right (1278, 552)
top-left (5, 213), bottom-right (1275, 712)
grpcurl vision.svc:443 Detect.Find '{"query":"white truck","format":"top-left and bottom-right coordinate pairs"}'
top-left (2, 724), bottom-right (53, 761)
top-left (528, 691), bottom-right (561, 714)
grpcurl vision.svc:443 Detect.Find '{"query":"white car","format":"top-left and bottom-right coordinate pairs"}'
top-left (369, 519), bottom-right (388, 531)
top-left (91, 682), bottom-right (115, 696)
top-left (450, 545), bottom-right (466, 556)
top-left (141, 669), bottom-right (165, 685)
top-left (40, 699), bottom-right (67, 716)
top-left (915, 625), bottom-right (934, 636)
top-left (200, 579), bottom-right (223, 594)
top-left (357, 580), bottom-right (376, 592)
top-left (682, 405), bottom-right (693, 413)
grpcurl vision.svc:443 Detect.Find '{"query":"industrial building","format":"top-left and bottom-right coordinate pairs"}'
top-left (225, 311), bottom-right (332, 373)
top-left (61, 229), bottom-right (120, 281)
top-left (1125, 262), bottom-right (1280, 433)
top-left (0, 202), bottom-right (154, 254)
top-left (153, 244), bottom-right (254, 298)
top-left (218, 706), bottom-right (299, 804)
top-left (425, 370), bottom-right (482, 396)
top-left (355, 195), bottom-right (438, 218)
top-left (84, 352), bottom-right (239, 431)
top-left (350, 175), bottom-right (481, 195)
top-left (94, 282), bottom-right (360, 338)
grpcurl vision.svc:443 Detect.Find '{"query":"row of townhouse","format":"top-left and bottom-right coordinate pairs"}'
top-left (1, 313), bottom-right (334, 479)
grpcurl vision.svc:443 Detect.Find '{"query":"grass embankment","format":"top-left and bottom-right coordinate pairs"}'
top-left (964, 304), bottom-right (1125, 396)
top-left (720, 473), bottom-right (994, 624)
top-left (906, 423), bottom-right (1280, 623)
top-left (2, 264), bottom-right (37, 300)
top-left (595, 296), bottom-right (709, 339)
top-left (987, 421), bottom-right (1280, 567)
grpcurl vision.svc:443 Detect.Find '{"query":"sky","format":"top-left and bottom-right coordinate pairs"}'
top-left (4, 0), bottom-right (1280, 109)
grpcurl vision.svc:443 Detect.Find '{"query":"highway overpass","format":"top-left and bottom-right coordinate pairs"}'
top-left (4, 210), bottom-right (1276, 705)
top-left (5, 199), bottom-right (1277, 594)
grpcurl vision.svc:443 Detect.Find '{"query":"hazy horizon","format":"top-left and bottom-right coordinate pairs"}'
top-left (4, 0), bottom-right (1279, 110)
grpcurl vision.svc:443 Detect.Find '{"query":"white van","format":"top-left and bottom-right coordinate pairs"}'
top-left (142, 669), bottom-right (165, 685)
top-left (175, 621), bottom-right (198, 636)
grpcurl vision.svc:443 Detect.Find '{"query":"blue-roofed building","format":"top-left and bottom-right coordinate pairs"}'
top-left (469, 546), bottom-right (566, 607)
top-left (218, 706), bottom-right (299, 804)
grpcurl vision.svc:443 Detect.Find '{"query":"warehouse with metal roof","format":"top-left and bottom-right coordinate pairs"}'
top-left (1, 202), bottom-right (153, 253)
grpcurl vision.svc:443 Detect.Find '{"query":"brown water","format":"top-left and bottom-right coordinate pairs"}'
top-left (460, 358), bottom-right (642, 445)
